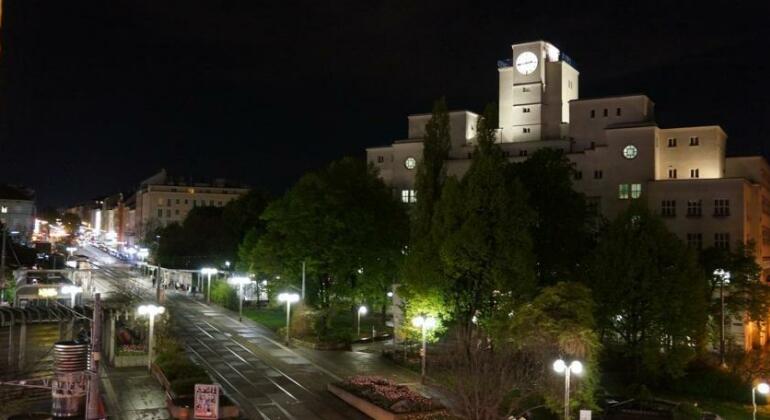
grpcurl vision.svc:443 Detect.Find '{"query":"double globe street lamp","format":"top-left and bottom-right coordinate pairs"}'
top-left (412, 315), bottom-right (436, 384)
top-left (138, 304), bottom-right (165, 371)
top-left (553, 359), bottom-right (583, 420)
top-left (357, 306), bottom-right (368, 338)
top-left (228, 276), bottom-right (252, 322)
top-left (61, 285), bottom-right (82, 308)
top-left (200, 267), bottom-right (218, 304)
top-left (753, 382), bottom-right (770, 420)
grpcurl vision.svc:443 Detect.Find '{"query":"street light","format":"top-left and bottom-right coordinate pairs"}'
top-left (137, 304), bottom-right (165, 371)
top-left (412, 315), bottom-right (436, 384)
top-left (200, 267), bottom-right (218, 304)
top-left (66, 246), bottom-right (77, 258)
top-left (61, 285), bottom-right (82, 308)
top-left (278, 292), bottom-right (300, 344)
top-left (228, 276), bottom-right (252, 322)
top-left (714, 268), bottom-right (731, 368)
top-left (553, 359), bottom-right (583, 420)
top-left (753, 382), bottom-right (770, 420)
top-left (357, 306), bottom-right (368, 338)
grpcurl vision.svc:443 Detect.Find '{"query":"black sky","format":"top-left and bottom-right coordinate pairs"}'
top-left (0, 0), bottom-right (768, 207)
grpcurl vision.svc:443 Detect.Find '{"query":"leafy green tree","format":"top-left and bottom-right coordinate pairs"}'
top-left (511, 282), bottom-right (600, 416)
top-left (509, 148), bottom-right (596, 286)
top-left (435, 105), bottom-right (535, 328)
top-left (588, 202), bottom-right (707, 381)
top-left (245, 157), bottom-right (408, 331)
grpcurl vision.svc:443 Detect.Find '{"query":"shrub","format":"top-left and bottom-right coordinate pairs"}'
top-left (210, 280), bottom-right (238, 310)
top-left (672, 402), bottom-right (704, 420)
top-left (666, 360), bottom-right (750, 402)
top-left (337, 376), bottom-right (442, 414)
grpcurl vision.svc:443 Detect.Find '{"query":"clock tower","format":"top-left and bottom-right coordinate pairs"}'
top-left (498, 41), bottom-right (579, 143)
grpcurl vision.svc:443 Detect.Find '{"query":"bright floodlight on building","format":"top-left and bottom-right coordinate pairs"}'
top-left (228, 276), bottom-right (252, 322)
top-left (61, 285), bottom-right (83, 307)
top-left (553, 359), bottom-right (584, 420)
top-left (200, 267), bottom-right (219, 304)
top-left (412, 315), bottom-right (437, 384)
top-left (278, 292), bottom-right (300, 344)
top-left (137, 304), bottom-right (165, 371)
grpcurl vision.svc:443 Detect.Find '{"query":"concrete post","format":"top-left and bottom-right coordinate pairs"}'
top-left (7, 317), bottom-right (13, 368)
top-left (18, 320), bottom-right (26, 370)
top-left (108, 313), bottom-right (116, 366)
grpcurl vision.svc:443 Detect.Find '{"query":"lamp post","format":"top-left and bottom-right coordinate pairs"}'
top-left (753, 382), bottom-right (770, 420)
top-left (201, 267), bottom-right (218, 304)
top-left (138, 304), bottom-right (165, 371)
top-left (357, 306), bottom-right (368, 338)
top-left (553, 359), bottom-right (583, 420)
top-left (228, 276), bottom-right (252, 322)
top-left (714, 268), bottom-right (731, 368)
top-left (278, 292), bottom-right (300, 344)
top-left (61, 285), bottom-right (82, 307)
top-left (412, 315), bottom-right (436, 384)
top-left (66, 246), bottom-right (77, 258)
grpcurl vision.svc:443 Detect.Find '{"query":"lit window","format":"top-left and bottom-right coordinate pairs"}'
top-left (668, 169), bottom-right (677, 179)
top-left (689, 136), bottom-right (699, 146)
top-left (690, 169), bottom-right (699, 178)
top-left (0, 206), bottom-right (6, 214)
top-left (668, 138), bottom-right (677, 147)
top-left (631, 184), bottom-right (642, 199)
top-left (618, 184), bottom-right (630, 200)
top-left (401, 189), bottom-right (417, 203)
top-left (714, 199), bottom-right (730, 217)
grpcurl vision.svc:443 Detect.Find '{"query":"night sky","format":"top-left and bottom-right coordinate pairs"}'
top-left (0, 1), bottom-right (768, 207)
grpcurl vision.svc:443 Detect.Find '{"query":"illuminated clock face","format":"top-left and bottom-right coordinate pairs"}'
top-left (404, 157), bottom-right (417, 170)
top-left (515, 51), bottom-right (539, 75)
top-left (623, 145), bottom-right (638, 159)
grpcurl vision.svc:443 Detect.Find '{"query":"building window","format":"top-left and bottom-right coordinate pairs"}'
top-left (184, 199), bottom-right (188, 205)
top-left (631, 184), bottom-right (642, 199)
top-left (661, 200), bottom-right (676, 217)
top-left (193, 200), bottom-right (197, 206)
top-left (568, 80), bottom-right (573, 89)
top-left (574, 171), bottom-right (583, 180)
top-left (218, 201), bottom-right (223, 206)
top-left (175, 209), bottom-right (180, 215)
top-left (157, 209), bottom-right (163, 218)
top-left (176, 199), bottom-right (180, 205)
top-left (594, 170), bottom-right (603, 179)
top-left (522, 108), bottom-right (531, 113)
top-left (377, 156), bottom-right (384, 163)
top-left (519, 150), bottom-right (528, 157)
top-left (467, 152), bottom-right (472, 159)
top-left (668, 169), bottom-right (677, 179)
top-left (157, 198), bottom-right (164, 206)
top-left (667, 138), bottom-right (677, 147)
top-left (686, 233), bottom-right (703, 249)
top-left (590, 110), bottom-right (595, 118)
top-left (714, 233), bottom-right (730, 250)
top-left (618, 184), bottom-right (630, 200)
top-left (522, 87), bottom-right (530, 93)
top-left (689, 136), bottom-right (700, 146)
top-left (690, 169), bottom-right (699, 178)
top-left (714, 199), bottom-right (730, 217)
top-left (167, 198), bottom-right (171, 206)
top-left (523, 127), bottom-right (531, 133)
top-left (616, 107), bottom-right (621, 116)
top-left (686, 200), bottom-right (702, 217)
top-left (166, 209), bottom-right (171, 217)
top-left (401, 189), bottom-right (417, 204)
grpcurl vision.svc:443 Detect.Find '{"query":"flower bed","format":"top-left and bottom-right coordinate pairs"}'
top-left (333, 376), bottom-right (443, 416)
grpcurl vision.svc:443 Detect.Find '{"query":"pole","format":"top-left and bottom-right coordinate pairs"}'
top-left (70, 293), bottom-right (76, 308)
top-left (357, 311), bottom-right (361, 338)
top-left (301, 261), bottom-right (306, 300)
top-left (1, 224), bottom-right (6, 294)
top-left (420, 324), bottom-right (427, 384)
top-left (720, 275), bottom-right (726, 368)
top-left (207, 273), bottom-right (212, 304)
top-left (238, 283), bottom-right (244, 322)
top-left (564, 368), bottom-right (571, 420)
top-left (285, 301), bottom-right (291, 344)
top-left (86, 293), bottom-right (102, 420)
top-left (148, 314), bottom-right (155, 371)
top-left (753, 387), bottom-right (758, 420)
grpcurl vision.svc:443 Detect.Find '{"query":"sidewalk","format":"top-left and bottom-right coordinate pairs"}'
top-left (101, 365), bottom-right (169, 420)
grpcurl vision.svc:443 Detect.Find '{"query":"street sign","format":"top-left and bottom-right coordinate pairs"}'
top-left (579, 410), bottom-right (592, 420)
top-left (194, 384), bottom-right (219, 419)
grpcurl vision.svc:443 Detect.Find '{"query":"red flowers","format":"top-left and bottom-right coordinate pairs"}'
top-left (338, 376), bottom-right (438, 414)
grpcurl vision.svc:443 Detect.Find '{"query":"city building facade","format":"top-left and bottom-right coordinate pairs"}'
top-left (0, 184), bottom-right (36, 242)
top-left (367, 40), bottom-right (770, 351)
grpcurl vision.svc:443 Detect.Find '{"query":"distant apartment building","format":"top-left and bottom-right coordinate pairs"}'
top-left (367, 40), bottom-right (770, 351)
top-left (134, 169), bottom-right (249, 237)
top-left (0, 184), bottom-right (35, 241)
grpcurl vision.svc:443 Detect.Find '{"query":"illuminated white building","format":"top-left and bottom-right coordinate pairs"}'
top-left (367, 40), bottom-right (770, 351)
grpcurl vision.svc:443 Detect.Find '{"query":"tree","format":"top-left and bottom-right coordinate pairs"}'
top-left (61, 212), bottom-right (82, 236)
top-left (509, 148), bottom-right (596, 286)
top-left (588, 202), bottom-right (707, 381)
top-left (244, 157), bottom-right (408, 330)
top-left (435, 105), bottom-right (535, 328)
top-left (511, 282), bottom-right (600, 416)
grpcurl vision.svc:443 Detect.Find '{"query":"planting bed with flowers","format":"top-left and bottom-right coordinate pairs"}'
top-left (336, 376), bottom-right (443, 415)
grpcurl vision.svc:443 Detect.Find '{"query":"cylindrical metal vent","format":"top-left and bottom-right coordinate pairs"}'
top-left (51, 340), bottom-right (88, 418)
